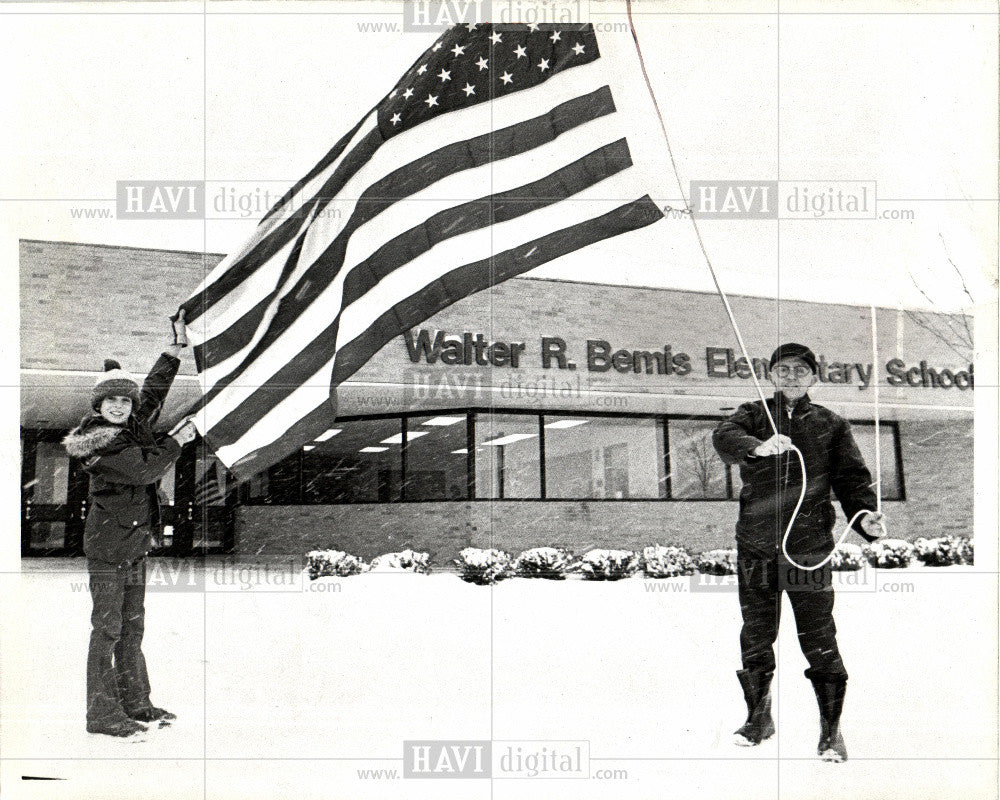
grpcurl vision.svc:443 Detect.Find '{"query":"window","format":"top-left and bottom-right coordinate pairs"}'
top-left (228, 411), bottom-right (907, 505)
top-left (301, 418), bottom-right (403, 503)
top-left (404, 415), bottom-right (469, 501)
top-left (474, 413), bottom-right (541, 499)
top-left (667, 418), bottom-right (731, 500)
top-left (850, 422), bottom-right (904, 501)
top-left (544, 416), bottom-right (665, 499)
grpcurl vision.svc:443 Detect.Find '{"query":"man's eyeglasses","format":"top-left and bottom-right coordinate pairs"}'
top-left (773, 364), bottom-right (813, 378)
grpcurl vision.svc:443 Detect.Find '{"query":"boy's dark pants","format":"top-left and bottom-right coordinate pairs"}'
top-left (86, 556), bottom-right (152, 724)
top-left (736, 546), bottom-right (848, 680)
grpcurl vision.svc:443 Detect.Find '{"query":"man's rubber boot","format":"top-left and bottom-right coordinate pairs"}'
top-left (128, 706), bottom-right (177, 724)
top-left (811, 676), bottom-right (848, 762)
top-left (87, 717), bottom-right (147, 737)
top-left (734, 669), bottom-right (775, 746)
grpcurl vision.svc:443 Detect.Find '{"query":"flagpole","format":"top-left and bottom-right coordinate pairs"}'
top-left (871, 305), bottom-right (883, 515)
top-left (624, 0), bottom-right (779, 438)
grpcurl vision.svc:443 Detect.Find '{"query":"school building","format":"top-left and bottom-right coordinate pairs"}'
top-left (19, 239), bottom-right (975, 560)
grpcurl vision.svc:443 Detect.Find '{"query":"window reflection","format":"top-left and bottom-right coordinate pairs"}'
top-left (474, 414), bottom-right (541, 499)
top-left (405, 416), bottom-right (468, 501)
top-left (544, 416), bottom-right (665, 499)
top-left (300, 418), bottom-right (403, 503)
top-left (668, 418), bottom-right (730, 499)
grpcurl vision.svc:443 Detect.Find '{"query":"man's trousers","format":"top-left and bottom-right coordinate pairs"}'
top-left (736, 547), bottom-right (848, 680)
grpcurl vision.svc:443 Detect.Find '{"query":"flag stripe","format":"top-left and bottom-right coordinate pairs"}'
top-left (191, 85), bottom-right (617, 374)
top-left (202, 139), bottom-right (635, 446)
top-left (259, 107), bottom-right (378, 226)
top-left (183, 123), bottom-right (384, 325)
top-left (188, 113), bottom-right (379, 307)
top-left (186, 55), bottom-right (608, 330)
top-left (219, 196), bottom-right (663, 478)
top-left (331, 195), bottom-right (664, 386)
top-left (206, 164), bottom-right (648, 436)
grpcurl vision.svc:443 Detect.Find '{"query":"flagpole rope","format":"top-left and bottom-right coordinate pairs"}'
top-left (623, 1), bottom-right (882, 569)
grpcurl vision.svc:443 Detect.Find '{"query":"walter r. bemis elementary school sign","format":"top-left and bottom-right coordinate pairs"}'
top-left (402, 329), bottom-right (974, 391)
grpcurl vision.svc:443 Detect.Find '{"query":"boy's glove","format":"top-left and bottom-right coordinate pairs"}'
top-left (170, 309), bottom-right (188, 348)
top-left (170, 418), bottom-right (198, 446)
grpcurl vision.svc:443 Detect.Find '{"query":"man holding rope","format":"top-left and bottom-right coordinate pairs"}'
top-left (712, 342), bottom-right (886, 762)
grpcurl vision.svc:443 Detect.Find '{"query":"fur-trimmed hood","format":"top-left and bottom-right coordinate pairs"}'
top-left (63, 422), bottom-right (125, 459)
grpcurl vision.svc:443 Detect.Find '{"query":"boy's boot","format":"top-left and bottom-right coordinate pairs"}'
top-left (734, 669), bottom-right (775, 746)
top-left (87, 716), bottom-right (147, 737)
top-left (810, 676), bottom-right (848, 762)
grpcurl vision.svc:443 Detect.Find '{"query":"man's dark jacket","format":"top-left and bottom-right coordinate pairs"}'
top-left (712, 392), bottom-right (878, 557)
top-left (63, 353), bottom-right (182, 564)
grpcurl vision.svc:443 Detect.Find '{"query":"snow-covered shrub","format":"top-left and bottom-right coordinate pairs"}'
top-left (579, 549), bottom-right (640, 581)
top-left (514, 547), bottom-right (574, 579)
top-left (862, 539), bottom-right (915, 569)
top-left (957, 537), bottom-right (974, 565)
top-left (695, 549), bottom-right (738, 576)
top-left (829, 543), bottom-right (866, 571)
top-left (369, 549), bottom-right (431, 573)
top-left (454, 548), bottom-right (513, 585)
top-left (914, 536), bottom-right (964, 567)
top-left (306, 549), bottom-right (368, 580)
top-left (642, 545), bottom-right (696, 578)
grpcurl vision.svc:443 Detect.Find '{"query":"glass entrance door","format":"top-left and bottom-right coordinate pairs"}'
top-left (21, 431), bottom-right (89, 555)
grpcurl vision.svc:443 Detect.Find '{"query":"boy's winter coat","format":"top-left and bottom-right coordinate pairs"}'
top-left (63, 354), bottom-right (182, 564)
top-left (712, 392), bottom-right (879, 557)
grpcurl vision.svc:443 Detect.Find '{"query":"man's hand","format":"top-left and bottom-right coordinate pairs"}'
top-left (165, 309), bottom-right (188, 358)
top-left (752, 434), bottom-right (793, 457)
top-left (860, 511), bottom-right (887, 540)
top-left (170, 420), bottom-right (198, 446)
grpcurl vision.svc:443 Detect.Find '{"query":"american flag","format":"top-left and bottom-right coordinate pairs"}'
top-left (178, 22), bottom-right (667, 479)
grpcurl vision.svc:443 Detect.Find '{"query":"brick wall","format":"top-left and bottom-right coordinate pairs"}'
top-left (20, 239), bottom-right (222, 371)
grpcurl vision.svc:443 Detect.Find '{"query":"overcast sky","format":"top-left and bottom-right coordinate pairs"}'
top-left (2, 0), bottom-right (997, 314)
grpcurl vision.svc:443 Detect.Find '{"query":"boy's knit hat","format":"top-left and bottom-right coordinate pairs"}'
top-left (768, 343), bottom-right (818, 374)
top-left (92, 360), bottom-right (140, 411)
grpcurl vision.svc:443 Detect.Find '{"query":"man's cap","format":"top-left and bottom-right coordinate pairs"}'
top-left (768, 343), bottom-right (818, 374)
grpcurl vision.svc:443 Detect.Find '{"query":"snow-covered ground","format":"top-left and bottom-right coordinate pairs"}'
top-left (1, 558), bottom-right (997, 800)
